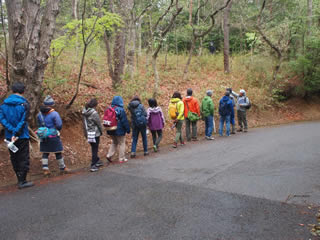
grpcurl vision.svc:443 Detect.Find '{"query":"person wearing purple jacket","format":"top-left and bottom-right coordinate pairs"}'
top-left (37, 96), bottom-right (70, 176)
top-left (147, 98), bottom-right (165, 152)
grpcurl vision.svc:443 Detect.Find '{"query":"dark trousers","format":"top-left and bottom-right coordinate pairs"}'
top-left (131, 126), bottom-right (148, 153)
top-left (185, 118), bottom-right (198, 140)
top-left (237, 110), bottom-right (248, 130)
top-left (89, 137), bottom-right (100, 167)
top-left (42, 152), bottom-right (63, 160)
top-left (9, 139), bottom-right (30, 178)
top-left (151, 130), bottom-right (163, 147)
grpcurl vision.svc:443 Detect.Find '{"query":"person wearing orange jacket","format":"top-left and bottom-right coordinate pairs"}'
top-left (183, 88), bottom-right (201, 141)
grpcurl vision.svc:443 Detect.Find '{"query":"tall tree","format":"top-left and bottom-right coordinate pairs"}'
top-left (5, 0), bottom-right (61, 119)
top-left (307, 0), bottom-right (312, 36)
top-left (223, 0), bottom-right (232, 73)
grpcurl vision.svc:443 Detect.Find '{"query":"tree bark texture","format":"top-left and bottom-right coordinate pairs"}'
top-left (307, 0), bottom-right (312, 36)
top-left (223, 0), bottom-right (232, 74)
top-left (5, 0), bottom-right (61, 120)
top-left (72, 0), bottom-right (78, 19)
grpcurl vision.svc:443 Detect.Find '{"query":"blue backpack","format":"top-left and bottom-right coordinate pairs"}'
top-left (36, 113), bottom-right (57, 139)
top-left (133, 105), bottom-right (147, 127)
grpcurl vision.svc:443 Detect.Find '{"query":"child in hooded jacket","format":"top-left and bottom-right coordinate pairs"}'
top-left (147, 98), bottom-right (165, 152)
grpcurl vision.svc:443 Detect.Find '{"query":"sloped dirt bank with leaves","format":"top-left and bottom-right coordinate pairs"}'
top-left (0, 97), bottom-right (320, 188)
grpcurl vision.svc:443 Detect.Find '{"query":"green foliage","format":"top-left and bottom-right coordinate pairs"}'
top-left (291, 36), bottom-right (320, 95)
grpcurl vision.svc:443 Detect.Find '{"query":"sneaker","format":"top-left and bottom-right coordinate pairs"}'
top-left (144, 152), bottom-right (149, 156)
top-left (130, 153), bottom-right (136, 158)
top-left (172, 142), bottom-right (177, 148)
top-left (237, 129), bottom-right (243, 132)
top-left (244, 129), bottom-right (248, 132)
top-left (180, 142), bottom-right (185, 146)
top-left (153, 145), bottom-right (158, 152)
top-left (90, 165), bottom-right (99, 172)
top-left (191, 138), bottom-right (198, 141)
top-left (208, 136), bottom-right (215, 140)
top-left (43, 169), bottom-right (51, 176)
top-left (95, 161), bottom-right (104, 167)
top-left (60, 167), bottom-right (71, 174)
top-left (106, 156), bottom-right (113, 163)
top-left (119, 158), bottom-right (128, 163)
top-left (18, 181), bottom-right (34, 189)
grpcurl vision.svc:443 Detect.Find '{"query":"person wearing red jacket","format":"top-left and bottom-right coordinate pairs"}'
top-left (183, 88), bottom-right (200, 141)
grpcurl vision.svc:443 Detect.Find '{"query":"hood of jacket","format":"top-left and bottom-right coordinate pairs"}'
top-left (202, 96), bottom-right (212, 103)
top-left (222, 96), bottom-right (230, 102)
top-left (3, 94), bottom-right (26, 106)
top-left (82, 107), bottom-right (95, 117)
top-left (184, 96), bottom-right (194, 102)
top-left (170, 98), bottom-right (181, 103)
top-left (40, 106), bottom-right (53, 114)
top-left (129, 100), bottom-right (140, 109)
top-left (111, 96), bottom-right (124, 107)
top-left (148, 106), bottom-right (162, 113)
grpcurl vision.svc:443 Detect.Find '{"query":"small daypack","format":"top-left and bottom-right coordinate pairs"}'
top-left (219, 101), bottom-right (229, 116)
top-left (36, 113), bottom-right (57, 139)
top-left (186, 102), bottom-right (200, 122)
top-left (168, 102), bottom-right (178, 120)
top-left (133, 106), bottom-right (147, 127)
top-left (103, 106), bottom-right (118, 131)
top-left (244, 97), bottom-right (251, 110)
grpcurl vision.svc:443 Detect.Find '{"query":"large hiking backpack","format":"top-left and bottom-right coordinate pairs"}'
top-left (103, 106), bottom-right (118, 130)
top-left (36, 113), bottom-right (57, 139)
top-left (168, 102), bottom-right (178, 120)
top-left (219, 101), bottom-right (229, 116)
top-left (133, 106), bottom-right (147, 127)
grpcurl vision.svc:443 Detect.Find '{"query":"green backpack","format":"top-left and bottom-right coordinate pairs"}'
top-left (186, 102), bottom-right (200, 122)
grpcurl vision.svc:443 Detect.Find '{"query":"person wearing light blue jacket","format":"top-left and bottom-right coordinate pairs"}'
top-left (232, 89), bottom-right (250, 132)
top-left (0, 82), bottom-right (33, 189)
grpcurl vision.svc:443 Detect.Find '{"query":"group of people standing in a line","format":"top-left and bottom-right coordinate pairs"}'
top-left (0, 82), bottom-right (250, 189)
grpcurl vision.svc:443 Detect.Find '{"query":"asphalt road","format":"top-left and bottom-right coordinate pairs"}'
top-left (1, 122), bottom-right (320, 240)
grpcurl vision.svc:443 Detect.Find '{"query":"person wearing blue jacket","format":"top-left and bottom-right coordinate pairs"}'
top-left (218, 92), bottom-right (233, 136)
top-left (0, 82), bottom-right (33, 189)
top-left (128, 96), bottom-right (148, 158)
top-left (37, 96), bottom-right (70, 175)
top-left (106, 96), bottom-right (130, 163)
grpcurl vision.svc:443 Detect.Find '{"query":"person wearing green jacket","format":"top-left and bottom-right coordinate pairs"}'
top-left (201, 90), bottom-right (215, 140)
top-left (168, 91), bottom-right (185, 148)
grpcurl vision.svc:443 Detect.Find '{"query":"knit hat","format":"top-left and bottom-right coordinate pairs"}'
top-left (206, 90), bottom-right (213, 96)
top-left (187, 88), bottom-right (193, 96)
top-left (225, 91), bottom-right (230, 96)
top-left (44, 95), bottom-right (55, 106)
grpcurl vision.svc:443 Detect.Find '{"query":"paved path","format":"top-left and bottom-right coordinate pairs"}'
top-left (1, 122), bottom-right (320, 240)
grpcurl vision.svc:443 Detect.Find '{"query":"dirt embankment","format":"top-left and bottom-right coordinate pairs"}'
top-left (0, 97), bottom-right (320, 187)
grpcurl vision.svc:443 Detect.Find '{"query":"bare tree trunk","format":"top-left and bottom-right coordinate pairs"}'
top-left (72, 0), bottom-right (78, 19)
top-left (183, 38), bottom-right (196, 79)
top-left (5, 0), bottom-right (61, 121)
top-left (104, 33), bottom-right (114, 80)
top-left (223, 0), bottom-right (232, 74)
top-left (307, 0), bottom-right (312, 36)
top-left (112, 30), bottom-right (126, 87)
top-left (126, 11), bottom-right (136, 79)
top-left (189, 0), bottom-right (193, 25)
top-left (152, 55), bottom-right (160, 98)
top-left (0, 1), bottom-right (9, 92)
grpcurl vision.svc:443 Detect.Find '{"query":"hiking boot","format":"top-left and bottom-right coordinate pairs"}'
top-left (106, 156), bottom-right (113, 163)
top-left (172, 142), bottom-right (177, 148)
top-left (18, 181), bottom-right (34, 189)
top-left (119, 158), bottom-right (128, 163)
top-left (43, 169), bottom-right (51, 176)
top-left (231, 125), bottom-right (236, 134)
top-left (237, 128), bottom-right (243, 132)
top-left (180, 142), bottom-right (185, 146)
top-left (95, 161), bottom-right (104, 167)
top-left (244, 129), bottom-right (248, 132)
top-left (207, 136), bottom-right (215, 140)
top-left (60, 167), bottom-right (71, 174)
top-left (153, 145), bottom-right (158, 152)
top-left (191, 137), bottom-right (198, 141)
top-left (144, 152), bottom-right (149, 156)
top-left (130, 153), bottom-right (136, 158)
top-left (90, 165), bottom-right (99, 172)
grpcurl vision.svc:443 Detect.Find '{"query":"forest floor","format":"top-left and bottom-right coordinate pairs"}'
top-left (1, 53), bottom-right (320, 187)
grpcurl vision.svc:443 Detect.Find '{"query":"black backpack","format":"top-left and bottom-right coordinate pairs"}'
top-left (219, 100), bottom-right (229, 116)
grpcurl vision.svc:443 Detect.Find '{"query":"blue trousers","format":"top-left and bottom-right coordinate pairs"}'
top-left (205, 115), bottom-right (214, 137)
top-left (131, 126), bottom-right (148, 153)
top-left (231, 110), bottom-right (235, 125)
top-left (219, 115), bottom-right (231, 136)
